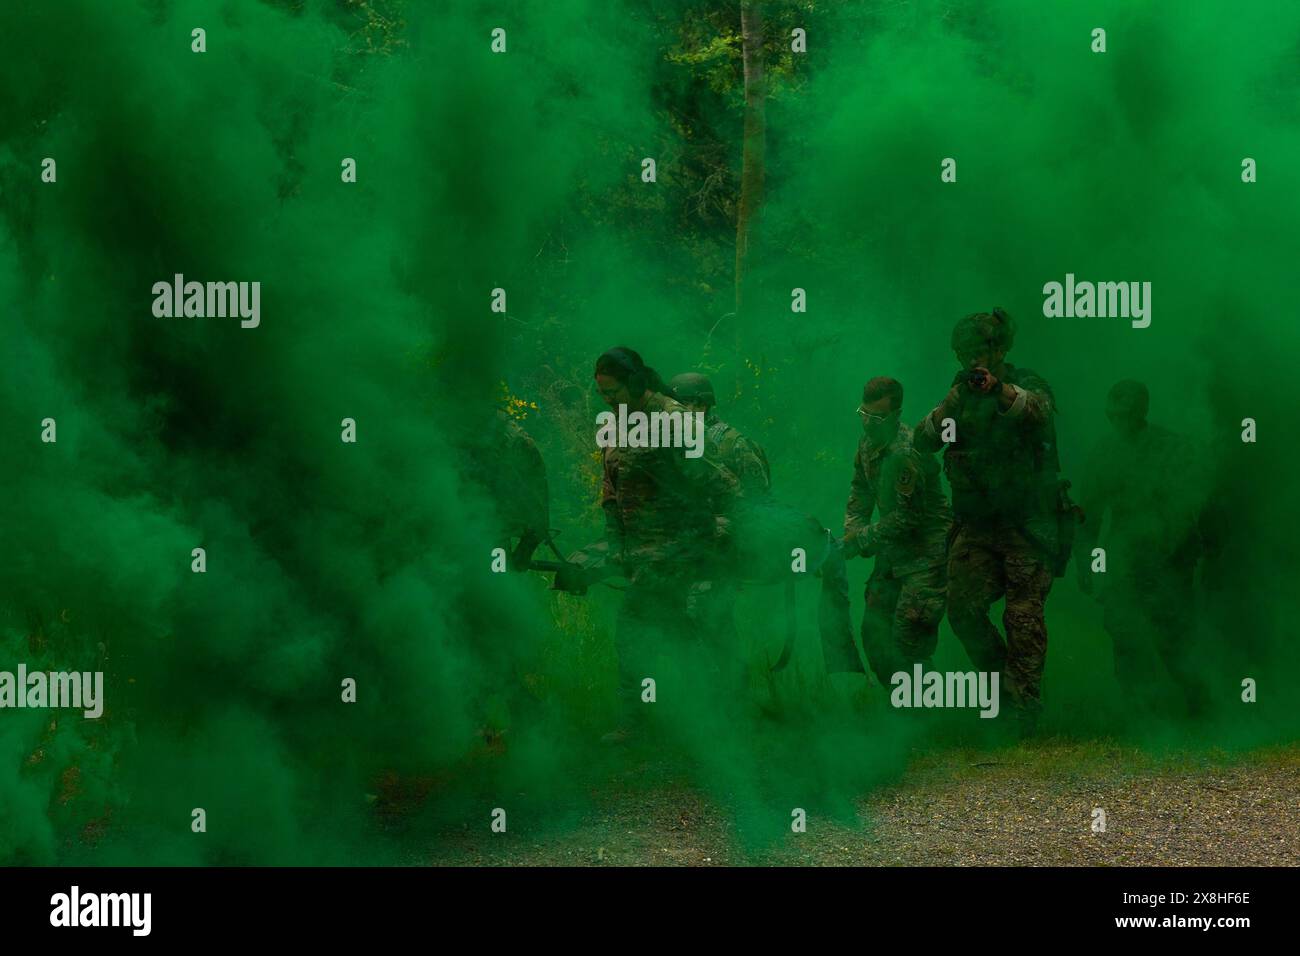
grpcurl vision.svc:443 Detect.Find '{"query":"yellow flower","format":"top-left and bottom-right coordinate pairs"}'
top-left (497, 382), bottom-right (538, 420)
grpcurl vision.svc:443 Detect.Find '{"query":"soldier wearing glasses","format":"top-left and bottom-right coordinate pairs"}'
top-left (841, 377), bottom-right (953, 686)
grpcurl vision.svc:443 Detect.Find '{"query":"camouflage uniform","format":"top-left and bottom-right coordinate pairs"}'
top-left (1076, 423), bottom-right (1209, 713)
top-left (687, 406), bottom-right (859, 678)
top-left (665, 373), bottom-right (857, 678)
top-left (581, 392), bottom-right (736, 704)
top-left (686, 411), bottom-right (771, 644)
top-left (914, 365), bottom-right (1061, 716)
top-left (844, 421), bottom-right (953, 685)
top-left (703, 412), bottom-right (771, 499)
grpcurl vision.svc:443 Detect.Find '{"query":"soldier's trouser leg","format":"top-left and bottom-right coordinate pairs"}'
top-left (1151, 574), bottom-right (1208, 715)
top-left (818, 535), bottom-right (865, 674)
top-left (893, 564), bottom-right (947, 667)
top-left (1107, 570), bottom-right (1205, 715)
top-left (1103, 577), bottom-right (1165, 711)
top-left (686, 578), bottom-right (745, 699)
top-left (615, 579), bottom-right (693, 714)
top-left (946, 531), bottom-right (1009, 676)
top-left (861, 569), bottom-right (904, 686)
top-left (687, 579), bottom-right (738, 645)
top-left (1001, 537), bottom-right (1054, 714)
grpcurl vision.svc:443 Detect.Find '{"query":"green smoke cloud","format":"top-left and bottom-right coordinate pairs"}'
top-left (1, 0), bottom-right (1295, 865)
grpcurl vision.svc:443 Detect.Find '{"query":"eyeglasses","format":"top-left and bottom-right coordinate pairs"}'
top-left (856, 406), bottom-right (890, 426)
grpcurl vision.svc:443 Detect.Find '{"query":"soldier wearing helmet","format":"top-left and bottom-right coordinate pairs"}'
top-left (913, 309), bottom-right (1066, 733)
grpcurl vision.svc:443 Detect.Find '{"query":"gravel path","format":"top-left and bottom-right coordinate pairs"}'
top-left (425, 743), bottom-right (1300, 866)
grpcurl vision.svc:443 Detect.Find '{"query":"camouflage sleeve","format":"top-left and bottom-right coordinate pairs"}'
top-left (843, 437), bottom-right (877, 541)
top-left (673, 434), bottom-right (739, 510)
top-left (670, 447), bottom-right (738, 545)
top-left (699, 452), bottom-right (740, 516)
top-left (914, 372), bottom-right (966, 454)
top-left (913, 408), bottom-right (944, 454)
top-left (856, 453), bottom-right (926, 556)
top-left (729, 436), bottom-right (772, 496)
top-left (1000, 370), bottom-right (1054, 426)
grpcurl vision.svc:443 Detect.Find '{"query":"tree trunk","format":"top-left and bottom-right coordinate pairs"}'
top-left (735, 0), bottom-right (766, 317)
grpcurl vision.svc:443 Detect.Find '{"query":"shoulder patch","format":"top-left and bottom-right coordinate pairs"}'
top-left (895, 461), bottom-right (917, 495)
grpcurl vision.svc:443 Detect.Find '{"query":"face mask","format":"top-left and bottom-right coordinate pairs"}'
top-left (858, 407), bottom-right (898, 444)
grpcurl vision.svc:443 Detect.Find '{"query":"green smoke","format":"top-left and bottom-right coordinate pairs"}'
top-left (1, 0), bottom-right (1296, 865)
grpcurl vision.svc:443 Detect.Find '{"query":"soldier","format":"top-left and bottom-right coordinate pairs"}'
top-left (913, 309), bottom-right (1068, 733)
top-left (1075, 380), bottom-right (1210, 715)
top-left (668, 371), bottom-right (863, 679)
top-left (668, 373), bottom-right (771, 499)
top-left (841, 377), bottom-right (952, 686)
top-left (668, 372), bottom-right (767, 647)
top-left (574, 347), bottom-right (735, 741)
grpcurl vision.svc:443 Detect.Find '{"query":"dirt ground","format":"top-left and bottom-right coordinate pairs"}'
top-left (423, 741), bottom-right (1300, 866)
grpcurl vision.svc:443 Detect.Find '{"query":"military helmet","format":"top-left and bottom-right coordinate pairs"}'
top-left (951, 307), bottom-right (1016, 354)
top-left (668, 372), bottom-right (716, 408)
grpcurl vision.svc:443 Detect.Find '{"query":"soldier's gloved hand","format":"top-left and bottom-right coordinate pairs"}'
top-left (553, 562), bottom-right (591, 594)
top-left (838, 535), bottom-right (861, 559)
top-left (969, 367), bottom-right (999, 394)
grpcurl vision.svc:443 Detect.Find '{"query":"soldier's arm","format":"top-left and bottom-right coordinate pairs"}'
top-left (843, 439), bottom-right (878, 554)
top-left (995, 371), bottom-right (1053, 426)
top-left (732, 437), bottom-right (772, 496)
top-left (703, 454), bottom-right (741, 526)
top-left (679, 442), bottom-right (741, 541)
top-left (914, 384), bottom-right (964, 453)
top-left (856, 454), bottom-right (927, 557)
